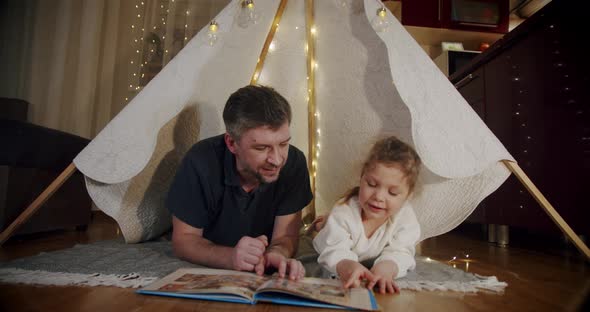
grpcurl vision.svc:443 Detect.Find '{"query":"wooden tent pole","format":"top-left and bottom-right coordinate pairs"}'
top-left (249, 0), bottom-right (288, 85)
top-left (502, 160), bottom-right (590, 260)
top-left (0, 162), bottom-right (77, 246)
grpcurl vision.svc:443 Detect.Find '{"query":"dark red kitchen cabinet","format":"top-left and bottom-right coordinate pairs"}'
top-left (450, 0), bottom-right (590, 236)
top-left (402, 0), bottom-right (509, 33)
top-left (401, 0), bottom-right (442, 28)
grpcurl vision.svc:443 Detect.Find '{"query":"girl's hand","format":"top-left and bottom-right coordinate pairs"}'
top-left (336, 259), bottom-right (379, 289)
top-left (370, 260), bottom-right (400, 294)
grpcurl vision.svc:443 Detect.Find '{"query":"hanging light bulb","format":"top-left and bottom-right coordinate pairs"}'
top-left (206, 20), bottom-right (219, 46)
top-left (237, 0), bottom-right (260, 28)
top-left (337, 0), bottom-right (352, 9)
top-left (371, 6), bottom-right (391, 32)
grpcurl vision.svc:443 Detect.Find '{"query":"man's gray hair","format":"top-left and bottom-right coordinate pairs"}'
top-left (223, 85), bottom-right (292, 140)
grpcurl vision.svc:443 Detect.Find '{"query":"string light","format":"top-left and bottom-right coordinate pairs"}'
top-left (125, 0), bottom-right (144, 101)
top-left (305, 0), bottom-right (319, 222)
top-left (370, 6), bottom-right (391, 32)
top-left (237, 0), bottom-right (260, 28)
top-left (206, 20), bottom-right (219, 46)
top-left (448, 251), bottom-right (474, 262)
top-left (337, 0), bottom-right (352, 8)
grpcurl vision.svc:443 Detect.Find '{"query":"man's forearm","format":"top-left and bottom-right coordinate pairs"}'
top-left (267, 235), bottom-right (299, 258)
top-left (172, 234), bottom-right (234, 269)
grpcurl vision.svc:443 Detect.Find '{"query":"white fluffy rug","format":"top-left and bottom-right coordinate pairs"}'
top-left (0, 238), bottom-right (506, 293)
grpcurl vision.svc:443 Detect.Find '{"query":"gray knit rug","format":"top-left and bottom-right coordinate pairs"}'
top-left (0, 237), bottom-right (506, 292)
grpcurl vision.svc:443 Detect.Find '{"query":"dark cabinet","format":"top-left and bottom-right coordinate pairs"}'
top-left (455, 66), bottom-right (485, 120)
top-left (452, 1), bottom-right (590, 236)
top-left (402, 0), bottom-right (509, 33)
top-left (455, 67), bottom-right (488, 225)
top-left (402, 0), bottom-right (442, 29)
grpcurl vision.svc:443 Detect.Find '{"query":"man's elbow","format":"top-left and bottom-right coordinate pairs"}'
top-left (171, 233), bottom-right (198, 261)
top-left (171, 236), bottom-right (187, 260)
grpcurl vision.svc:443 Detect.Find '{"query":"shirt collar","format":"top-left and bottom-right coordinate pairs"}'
top-left (224, 145), bottom-right (241, 187)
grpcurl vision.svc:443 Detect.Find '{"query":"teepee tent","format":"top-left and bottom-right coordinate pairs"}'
top-left (2, 0), bottom-right (588, 260)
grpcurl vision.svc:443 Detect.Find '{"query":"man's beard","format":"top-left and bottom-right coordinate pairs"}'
top-left (246, 165), bottom-right (280, 185)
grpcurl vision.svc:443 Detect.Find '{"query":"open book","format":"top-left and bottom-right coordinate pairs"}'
top-left (137, 268), bottom-right (379, 310)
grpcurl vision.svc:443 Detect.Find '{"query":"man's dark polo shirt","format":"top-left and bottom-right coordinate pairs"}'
top-left (166, 134), bottom-right (313, 247)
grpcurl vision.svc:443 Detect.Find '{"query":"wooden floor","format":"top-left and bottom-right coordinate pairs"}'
top-left (1, 213), bottom-right (588, 312)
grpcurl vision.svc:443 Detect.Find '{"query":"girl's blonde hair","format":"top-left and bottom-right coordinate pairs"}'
top-left (342, 136), bottom-right (421, 203)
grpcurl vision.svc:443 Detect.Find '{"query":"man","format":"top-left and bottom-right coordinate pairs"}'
top-left (167, 85), bottom-right (313, 280)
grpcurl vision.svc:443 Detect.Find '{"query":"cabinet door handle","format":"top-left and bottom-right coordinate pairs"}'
top-left (438, 0), bottom-right (441, 21)
top-left (454, 74), bottom-right (478, 89)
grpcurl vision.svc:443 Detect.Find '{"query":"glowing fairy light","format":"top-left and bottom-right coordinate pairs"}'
top-left (206, 20), bottom-right (219, 46)
top-left (237, 0), bottom-right (260, 28)
top-left (371, 6), bottom-right (391, 32)
top-left (304, 0), bottom-right (319, 223)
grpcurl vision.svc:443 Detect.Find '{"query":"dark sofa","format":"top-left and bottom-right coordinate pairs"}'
top-left (0, 98), bottom-right (92, 236)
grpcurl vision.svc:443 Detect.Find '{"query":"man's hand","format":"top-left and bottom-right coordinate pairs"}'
top-left (336, 259), bottom-right (380, 289)
top-left (254, 250), bottom-right (305, 280)
top-left (252, 211), bottom-right (304, 280)
top-left (370, 260), bottom-right (400, 294)
top-left (231, 235), bottom-right (268, 271)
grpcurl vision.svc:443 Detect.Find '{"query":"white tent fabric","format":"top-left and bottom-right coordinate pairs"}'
top-left (74, 0), bottom-right (513, 243)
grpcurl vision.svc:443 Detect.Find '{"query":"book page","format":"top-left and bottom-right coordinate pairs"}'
top-left (257, 277), bottom-right (376, 310)
top-left (140, 268), bottom-right (269, 301)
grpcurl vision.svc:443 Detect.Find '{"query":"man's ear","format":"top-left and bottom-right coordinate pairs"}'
top-left (224, 133), bottom-right (238, 154)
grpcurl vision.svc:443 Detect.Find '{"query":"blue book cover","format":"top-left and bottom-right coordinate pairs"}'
top-left (137, 268), bottom-right (379, 311)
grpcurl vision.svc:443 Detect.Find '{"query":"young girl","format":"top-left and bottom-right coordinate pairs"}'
top-left (312, 136), bottom-right (421, 294)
